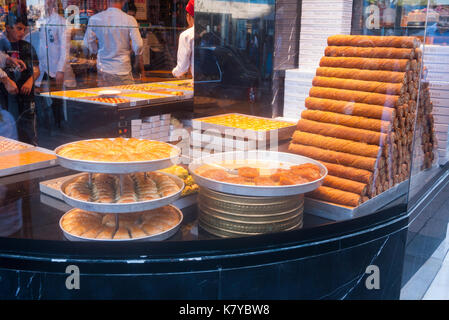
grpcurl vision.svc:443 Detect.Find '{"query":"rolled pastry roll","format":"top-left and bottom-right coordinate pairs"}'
top-left (316, 67), bottom-right (406, 84)
top-left (291, 131), bottom-right (383, 158)
top-left (92, 173), bottom-right (116, 203)
top-left (61, 210), bottom-right (102, 232)
top-left (101, 212), bottom-right (139, 228)
top-left (68, 220), bottom-right (101, 237)
top-left (327, 35), bottom-right (420, 49)
top-left (131, 172), bottom-right (160, 201)
top-left (64, 176), bottom-right (92, 201)
top-left (296, 119), bottom-right (388, 146)
top-left (320, 161), bottom-right (373, 186)
top-left (82, 226), bottom-right (105, 239)
top-left (307, 185), bottom-right (362, 207)
top-left (305, 97), bottom-right (396, 121)
top-left (325, 46), bottom-right (415, 59)
top-left (312, 76), bottom-right (406, 95)
top-left (127, 225), bottom-right (148, 239)
top-left (309, 87), bottom-right (399, 108)
top-left (115, 175), bottom-right (138, 203)
top-left (288, 143), bottom-right (381, 171)
top-left (301, 109), bottom-right (392, 133)
top-left (147, 172), bottom-right (180, 197)
top-left (61, 215), bottom-right (102, 233)
top-left (323, 175), bottom-right (367, 196)
top-left (319, 56), bottom-right (410, 72)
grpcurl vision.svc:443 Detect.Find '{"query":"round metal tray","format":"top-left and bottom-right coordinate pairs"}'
top-left (59, 205), bottom-right (183, 242)
top-left (198, 201), bottom-right (303, 223)
top-left (199, 216), bottom-right (303, 238)
top-left (199, 205), bottom-right (302, 233)
top-left (198, 187), bottom-right (304, 215)
top-left (54, 138), bottom-right (181, 174)
top-left (189, 150), bottom-right (327, 197)
top-left (60, 172), bottom-right (184, 213)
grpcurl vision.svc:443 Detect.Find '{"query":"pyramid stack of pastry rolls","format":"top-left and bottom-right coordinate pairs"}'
top-left (288, 35), bottom-right (436, 208)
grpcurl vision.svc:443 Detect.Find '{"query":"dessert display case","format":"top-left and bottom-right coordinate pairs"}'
top-left (39, 80), bottom-right (194, 108)
top-left (51, 138), bottom-right (185, 241)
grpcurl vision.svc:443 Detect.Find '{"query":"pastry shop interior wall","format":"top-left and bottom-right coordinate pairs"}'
top-left (0, 0), bottom-right (448, 300)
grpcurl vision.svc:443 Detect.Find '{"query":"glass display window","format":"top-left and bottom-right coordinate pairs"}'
top-left (0, 0), bottom-right (447, 301)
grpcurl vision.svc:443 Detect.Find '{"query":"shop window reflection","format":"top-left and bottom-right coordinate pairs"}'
top-left (194, 0), bottom-right (275, 117)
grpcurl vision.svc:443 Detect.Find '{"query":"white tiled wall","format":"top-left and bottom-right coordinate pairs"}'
top-left (424, 45), bottom-right (449, 165)
top-left (283, 0), bottom-right (353, 121)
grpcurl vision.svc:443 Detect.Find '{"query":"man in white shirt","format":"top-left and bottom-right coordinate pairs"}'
top-left (35, 0), bottom-right (75, 88)
top-left (172, 0), bottom-right (194, 78)
top-left (31, 0), bottom-right (75, 129)
top-left (84, 0), bottom-right (144, 87)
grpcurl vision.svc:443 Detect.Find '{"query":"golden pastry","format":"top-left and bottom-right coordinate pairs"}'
top-left (113, 226), bottom-right (131, 239)
top-left (0, 138), bottom-right (29, 152)
top-left (82, 226), bottom-right (105, 239)
top-left (46, 91), bottom-right (97, 98)
top-left (61, 206), bottom-right (180, 240)
top-left (146, 172), bottom-right (180, 197)
top-left (127, 224), bottom-right (147, 239)
top-left (197, 114), bottom-right (292, 131)
top-left (63, 172), bottom-right (180, 204)
top-left (87, 97), bottom-right (130, 104)
top-left (0, 151), bottom-right (56, 170)
top-left (91, 173), bottom-right (116, 203)
top-left (131, 172), bottom-right (160, 201)
top-left (95, 226), bottom-right (116, 239)
top-left (57, 138), bottom-right (178, 162)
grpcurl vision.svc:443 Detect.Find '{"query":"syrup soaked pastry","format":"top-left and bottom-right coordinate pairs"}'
top-left (146, 172), bottom-right (180, 197)
top-left (64, 175), bottom-right (92, 202)
top-left (61, 206), bottom-right (181, 240)
top-left (130, 172), bottom-right (160, 200)
top-left (115, 175), bottom-right (138, 203)
top-left (91, 173), bottom-right (116, 203)
top-left (57, 138), bottom-right (178, 162)
top-left (197, 163), bottom-right (323, 186)
top-left (63, 172), bottom-right (180, 204)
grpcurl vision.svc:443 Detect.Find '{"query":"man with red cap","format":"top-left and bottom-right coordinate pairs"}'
top-left (172, 0), bottom-right (194, 78)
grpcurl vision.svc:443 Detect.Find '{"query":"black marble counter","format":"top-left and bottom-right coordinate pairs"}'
top-left (0, 165), bottom-right (415, 299)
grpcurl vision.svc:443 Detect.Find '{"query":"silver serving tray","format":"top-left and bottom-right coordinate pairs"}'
top-left (40, 91), bottom-right (181, 108)
top-left (59, 205), bottom-right (183, 242)
top-left (0, 146), bottom-right (58, 177)
top-left (188, 150), bottom-right (327, 197)
top-left (60, 172), bottom-right (184, 213)
top-left (54, 138), bottom-right (181, 174)
top-left (304, 179), bottom-right (409, 221)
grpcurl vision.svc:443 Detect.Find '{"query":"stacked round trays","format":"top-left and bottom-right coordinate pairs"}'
top-left (189, 150), bottom-right (327, 238)
top-left (55, 138), bottom-right (184, 242)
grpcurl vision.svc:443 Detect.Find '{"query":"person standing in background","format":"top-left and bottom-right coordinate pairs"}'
top-left (123, 0), bottom-right (142, 80)
top-left (84, 0), bottom-right (144, 87)
top-left (172, 0), bottom-right (194, 79)
top-left (32, 0), bottom-right (75, 131)
top-left (123, 0), bottom-right (137, 17)
top-left (0, 11), bottom-right (40, 145)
